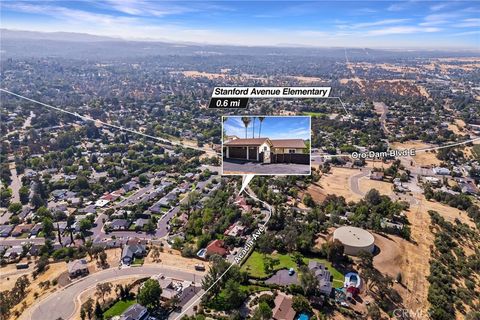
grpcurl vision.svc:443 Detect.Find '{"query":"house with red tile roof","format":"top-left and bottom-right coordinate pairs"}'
top-left (206, 239), bottom-right (228, 257)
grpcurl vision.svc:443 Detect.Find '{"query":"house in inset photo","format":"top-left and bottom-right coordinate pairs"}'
top-left (222, 116), bottom-right (311, 175)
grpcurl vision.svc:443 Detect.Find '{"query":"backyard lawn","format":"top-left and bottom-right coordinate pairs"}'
top-left (242, 251), bottom-right (344, 285)
top-left (103, 299), bottom-right (136, 319)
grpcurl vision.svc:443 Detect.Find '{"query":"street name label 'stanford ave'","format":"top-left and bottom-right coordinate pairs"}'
top-left (212, 87), bottom-right (331, 98)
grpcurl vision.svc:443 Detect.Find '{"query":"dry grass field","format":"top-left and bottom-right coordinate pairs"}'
top-left (144, 247), bottom-right (210, 272)
top-left (391, 141), bottom-right (442, 167)
top-left (308, 167), bottom-right (364, 202)
top-left (358, 177), bottom-right (393, 196)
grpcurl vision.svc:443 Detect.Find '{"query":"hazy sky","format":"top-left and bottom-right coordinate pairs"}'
top-left (224, 116), bottom-right (311, 140)
top-left (1, 1), bottom-right (479, 49)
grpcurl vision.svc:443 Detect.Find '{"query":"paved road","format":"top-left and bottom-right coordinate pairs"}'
top-left (0, 238), bottom-right (45, 246)
top-left (156, 175), bottom-right (218, 238)
top-left (373, 101), bottom-right (390, 135)
top-left (349, 170), bottom-right (370, 197)
top-left (115, 184), bottom-right (156, 208)
top-left (24, 265), bottom-right (204, 320)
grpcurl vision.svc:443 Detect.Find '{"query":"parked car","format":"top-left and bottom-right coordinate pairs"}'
top-left (195, 264), bottom-right (206, 271)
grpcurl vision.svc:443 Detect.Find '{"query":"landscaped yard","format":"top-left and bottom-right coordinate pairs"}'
top-left (242, 251), bottom-right (344, 285)
top-left (103, 299), bottom-right (136, 319)
top-left (132, 257), bottom-right (144, 266)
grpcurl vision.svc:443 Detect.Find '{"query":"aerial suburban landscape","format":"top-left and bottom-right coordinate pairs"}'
top-left (0, 1), bottom-right (479, 320)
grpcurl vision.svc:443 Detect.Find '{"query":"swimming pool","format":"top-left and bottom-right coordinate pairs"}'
top-left (297, 313), bottom-right (309, 320)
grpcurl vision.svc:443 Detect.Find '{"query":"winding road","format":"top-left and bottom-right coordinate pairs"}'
top-left (22, 265), bottom-right (204, 320)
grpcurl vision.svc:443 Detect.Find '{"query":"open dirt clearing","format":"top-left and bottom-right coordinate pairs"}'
top-left (309, 167), bottom-right (364, 202)
top-left (145, 247), bottom-right (210, 272)
top-left (358, 178), bottom-right (393, 196)
top-left (391, 141), bottom-right (442, 167)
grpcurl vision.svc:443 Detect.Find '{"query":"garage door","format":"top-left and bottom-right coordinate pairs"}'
top-left (228, 147), bottom-right (247, 159)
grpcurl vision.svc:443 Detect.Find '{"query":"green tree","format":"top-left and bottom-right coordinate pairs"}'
top-left (94, 301), bottom-right (103, 320)
top-left (252, 301), bottom-right (272, 320)
top-left (42, 217), bottom-right (54, 238)
top-left (326, 239), bottom-right (344, 262)
top-left (292, 295), bottom-right (311, 313)
top-left (82, 297), bottom-right (94, 320)
top-left (299, 266), bottom-right (319, 296)
top-left (95, 282), bottom-right (112, 303)
top-left (8, 202), bottom-right (22, 213)
top-left (223, 279), bottom-right (246, 310)
top-left (241, 117), bottom-right (251, 138)
top-left (19, 186), bottom-right (30, 204)
top-left (137, 279), bottom-right (162, 310)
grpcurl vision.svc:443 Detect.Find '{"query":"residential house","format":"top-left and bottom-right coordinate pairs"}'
top-left (154, 274), bottom-right (197, 302)
top-left (30, 223), bottom-right (42, 236)
top-left (123, 181), bottom-right (139, 192)
top-left (67, 259), bottom-right (89, 278)
top-left (3, 245), bottom-right (23, 260)
top-left (224, 138), bottom-right (308, 164)
top-left (370, 171), bottom-right (384, 181)
top-left (121, 241), bottom-right (146, 265)
top-left (272, 292), bottom-right (296, 320)
top-left (308, 261), bottom-right (333, 295)
top-left (109, 219), bottom-right (130, 231)
top-left (0, 225), bottom-right (14, 237)
top-left (11, 224), bottom-right (34, 237)
top-left (433, 167), bottom-right (451, 175)
top-left (134, 218), bottom-right (149, 229)
top-left (119, 303), bottom-right (149, 320)
top-left (206, 239), bottom-right (228, 257)
top-left (224, 222), bottom-right (246, 237)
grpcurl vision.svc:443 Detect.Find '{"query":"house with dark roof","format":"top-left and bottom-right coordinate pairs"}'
top-left (0, 225), bottom-right (14, 237)
top-left (109, 219), bottom-right (130, 231)
top-left (119, 303), bottom-right (148, 320)
top-left (224, 138), bottom-right (308, 164)
top-left (121, 242), bottom-right (146, 265)
top-left (308, 260), bottom-right (333, 295)
top-left (67, 259), bottom-right (89, 278)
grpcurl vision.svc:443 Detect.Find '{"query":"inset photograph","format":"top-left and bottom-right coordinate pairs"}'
top-left (222, 116), bottom-right (311, 175)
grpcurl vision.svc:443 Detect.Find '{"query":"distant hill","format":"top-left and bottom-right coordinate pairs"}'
top-left (1, 29), bottom-right (478, 60)
top-left (1, 29), bottom-right (121, 42)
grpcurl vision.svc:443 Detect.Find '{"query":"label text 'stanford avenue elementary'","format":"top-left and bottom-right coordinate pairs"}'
top-left (212, 86), bottom-right (331, 98)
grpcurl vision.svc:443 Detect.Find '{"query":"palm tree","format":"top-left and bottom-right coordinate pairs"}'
top-left (258, 116), bottom-right (265, 137)
top-left (252, 117), bottom-right (256, 138)
top-left (241, 117), bottom-right (251, 138)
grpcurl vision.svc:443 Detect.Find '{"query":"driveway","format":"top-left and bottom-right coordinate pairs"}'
top-left (223, 160), bottom-right (310, 175)
top-left (23, 265), bottom-right (204, 320)
top-left (265, 269), bottom-right (299, 286)
top-left (349, 170), bottom-right (370, 197)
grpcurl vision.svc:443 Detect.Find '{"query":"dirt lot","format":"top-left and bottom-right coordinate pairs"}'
top-left (420, 196), bottom-right (476, 228)
top-left (144, 247), bottom-right (210, 272)
top-left (358, 178), bottom-right (393, 196)
top-left (372, 233), bottom-right (404, 278)
top-left (3, 259), bottom-right (67, 318)
top-left (308, 167), bottom-right (364, 202)
top-left (1, 248), bottom-right (125, 319)
top-left (391, 141), bottom-right (442, 167)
